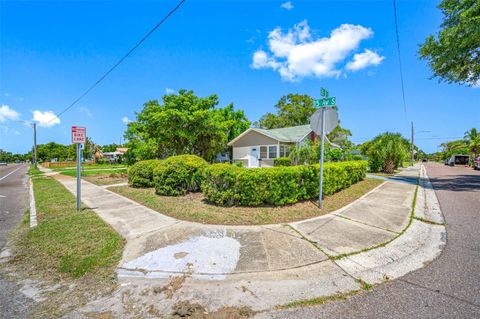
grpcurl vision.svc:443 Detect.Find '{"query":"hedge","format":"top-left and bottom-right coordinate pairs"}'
top-left (202, 161), bottom-right (367, 206)
top-left (153, 154), bottom-right (208, 196)
top-left (274, 157), bottom-right (292, 166)
top-left (128, 159), bottom-right (162, 187)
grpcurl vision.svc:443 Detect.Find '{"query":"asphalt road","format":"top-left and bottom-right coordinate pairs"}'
top-left (0, 163), bottom-right (34, 319)
top-left (262, 163), bottom-right (480, 319)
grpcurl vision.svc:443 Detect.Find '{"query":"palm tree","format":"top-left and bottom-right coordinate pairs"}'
top-left (464, 128), bottom-right (480, 160)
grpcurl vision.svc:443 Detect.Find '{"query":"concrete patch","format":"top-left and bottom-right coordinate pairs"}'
top-left (120, 232), bottom-right (241, 280)
top-left (335, 220), bottom-right (446, 284)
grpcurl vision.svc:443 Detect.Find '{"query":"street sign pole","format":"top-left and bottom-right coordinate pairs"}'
top-left (76, 143), bottom-right (81, 212)
top-left (72, 126), bottom-right (86, 213)
top-left (318, 107), bottom-right (326, 208)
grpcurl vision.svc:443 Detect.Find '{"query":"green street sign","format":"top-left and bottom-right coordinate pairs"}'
top-left (320, 87), bottom-right (329, 98)
top-left (314, 97), bottom-right (336, 108)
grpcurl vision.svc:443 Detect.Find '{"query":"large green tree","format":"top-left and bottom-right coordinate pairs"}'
top-left (124, 90), bottom-right (250, 162)
top-left (419, 0), bottom-right (480, 86)
top-left (256, 94), bottom-right (315, 129)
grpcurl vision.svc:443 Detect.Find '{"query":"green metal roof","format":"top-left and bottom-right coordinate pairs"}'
top-left (255, 124), bottom-right (312, 142)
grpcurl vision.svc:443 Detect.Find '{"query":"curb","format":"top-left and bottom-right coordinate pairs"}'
top-left (29, 177), bottom-right (37, 228)
top-left (333, 164), bottom-right (446, 285)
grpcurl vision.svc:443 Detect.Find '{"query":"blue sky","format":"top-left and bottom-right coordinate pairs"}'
top-left (1, 0), bottom-right (479, 154)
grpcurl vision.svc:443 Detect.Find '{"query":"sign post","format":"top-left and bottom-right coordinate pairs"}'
top-left (310, 91), bottom-right (339, 209)
top-left (72, 126), bottom-right (86, 212)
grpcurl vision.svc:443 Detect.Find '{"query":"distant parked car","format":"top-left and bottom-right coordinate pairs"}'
top-left (444, 158), bottom-right (449, 165)
top-left (0, 161), bottom-right (7, 166)
top-left (447, 154), bottom-right (470, 166)
top-left (474, 156), bottom-right (480, 170)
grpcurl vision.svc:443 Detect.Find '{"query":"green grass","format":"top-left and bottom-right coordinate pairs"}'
top-left (10, 175), bottom-right (124, 278)
top-left (110, 178), bottom-right (383, 225)
top-left (60, 168), bottom-right (127, 177)
top-left (28, 165), bottom-right (44, 176)
top-left (50, 164), bottom-right (127, 172)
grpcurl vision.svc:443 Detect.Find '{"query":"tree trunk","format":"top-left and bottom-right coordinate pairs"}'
top-left (384, 160), bottom-right (395, 174)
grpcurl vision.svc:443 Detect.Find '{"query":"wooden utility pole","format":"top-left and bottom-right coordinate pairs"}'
top-left (33, 123), bottom-right (37, 168)
top-left (411, 121), bottom-right (414, 164)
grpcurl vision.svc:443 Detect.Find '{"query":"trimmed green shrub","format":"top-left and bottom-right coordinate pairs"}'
top-left (128, 159), bottom-right (162, 187)
top-left (203, 161), bottom-right (367, 206)
top-left (153, 154), bottom-right (208, 196)
top-left (274, 157), bottom-right (292, 166)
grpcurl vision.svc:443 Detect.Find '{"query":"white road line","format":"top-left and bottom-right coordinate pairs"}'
top-left (0, 166), bottom-right (23, 182)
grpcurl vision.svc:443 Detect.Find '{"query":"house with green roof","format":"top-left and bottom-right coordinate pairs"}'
top-left (227, 124), bottom-right (314, 167)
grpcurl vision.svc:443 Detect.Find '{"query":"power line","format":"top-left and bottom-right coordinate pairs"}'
top-left (47, 0), bottom-right (187, 124)
top-left (393, 0), bottom-right (407, 117)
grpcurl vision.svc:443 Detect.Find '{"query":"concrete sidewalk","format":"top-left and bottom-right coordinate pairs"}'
top-left (42, 165), bottom-right (446, 317)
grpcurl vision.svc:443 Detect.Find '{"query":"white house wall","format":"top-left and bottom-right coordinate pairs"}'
top-left (232, 146), bottom-right (250, 161)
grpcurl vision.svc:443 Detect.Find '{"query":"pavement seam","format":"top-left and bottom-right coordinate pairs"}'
top-left (398, 278), bottom-right (480, 309)
top-left (116, 258), bottom-right (333, 276)
top-left (332, 214), bottom-right (400, 235)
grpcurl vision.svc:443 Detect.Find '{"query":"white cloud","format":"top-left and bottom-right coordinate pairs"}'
top-left (79, 106), bottom-right (93, 117)
top-left (121, 116), bottom-right (131, 125)
top-left (281, 1), bottom-right (294, 10)
top-left (165, 88), bottom-right (175, 94)
top-left (14, 130), bottom-right (20, 135)
top-left (32, 110), bottom-right (60, 127)
top-left (346, 49), bottom-right (385, 71)
top-left (0, 104), bottom-right (20, 122)
top-left (251, 21), bottom-right (381, 81)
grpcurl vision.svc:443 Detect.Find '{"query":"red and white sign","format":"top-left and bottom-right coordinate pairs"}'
top-left (71, 126), bottom-right (86, 144)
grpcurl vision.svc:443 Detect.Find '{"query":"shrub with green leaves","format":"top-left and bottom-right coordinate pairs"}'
top-left (274, 157), bottom-right (292, 166)
top-left (203, 161), bottom-right (367, 206)
top-left (154, 154), bottom-right (208, 196)
top-left (128, 159), bottom-right (162, 187)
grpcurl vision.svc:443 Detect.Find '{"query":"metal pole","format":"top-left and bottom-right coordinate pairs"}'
top-left (319, 107), bottom-right (326, 208)
top-left (33, 123), bottom-right (37, 168)
top-left (76, 143), bottom-right (81, 212)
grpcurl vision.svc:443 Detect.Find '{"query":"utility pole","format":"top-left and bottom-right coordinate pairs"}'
top-left (411, 121), bottom-right (414, 165)
top-left (33, 123), bottom-right (37, 168)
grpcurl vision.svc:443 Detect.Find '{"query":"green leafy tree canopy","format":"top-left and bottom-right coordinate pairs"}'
top-left (124, 90), bottom-right (250, 162)
top-left (419, 0), bottom-right (480, 86)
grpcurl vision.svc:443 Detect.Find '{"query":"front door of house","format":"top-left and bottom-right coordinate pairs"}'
top-left (250, 148), bottom-right (259, 167)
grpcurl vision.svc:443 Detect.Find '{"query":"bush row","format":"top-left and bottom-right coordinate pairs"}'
top-left (202, 161), bottom-right (367, 206)
top-left (129, 156), bottom-right (367, 206)
top-left (153, 155), bottom-right (208, 196)
top-left (128, 159), bottom-right (162, 187)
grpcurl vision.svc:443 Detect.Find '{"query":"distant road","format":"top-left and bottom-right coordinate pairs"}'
top-left (0, 163), bottom-right (33, 318)
top-left (261, 163), bottom-right (480, 318)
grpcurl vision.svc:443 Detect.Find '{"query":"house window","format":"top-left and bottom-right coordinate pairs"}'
top-left (260, 146), bottom-right (268, 159)
top-left (280, 145), bottom-right (290, 157)
top-left (268, 146), bottom-right (277, 158)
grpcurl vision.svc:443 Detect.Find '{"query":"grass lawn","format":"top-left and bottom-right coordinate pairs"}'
top-left (110, 178), bottom-right (383, 225)
top-left (5, 172), bottom-right (125, 317)
top-left (84, 172), bottom-right (128, 186)
top-left (10, 174), bottom-right (124, 279)
top-left (60, 168), bottom-right (127, 177)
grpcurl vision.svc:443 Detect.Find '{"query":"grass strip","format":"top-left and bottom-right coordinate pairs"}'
top-left (10, 175), bottom-right (124, 278)
top-left (60, 168), bottom-right (127, 177)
